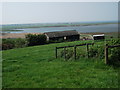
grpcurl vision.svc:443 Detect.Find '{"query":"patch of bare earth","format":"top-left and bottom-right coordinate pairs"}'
top-left (0, 33), bottom-right (42, 39)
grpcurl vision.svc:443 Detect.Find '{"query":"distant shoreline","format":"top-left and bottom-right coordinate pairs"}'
top-left (2, 23), bottom-right (117, 33)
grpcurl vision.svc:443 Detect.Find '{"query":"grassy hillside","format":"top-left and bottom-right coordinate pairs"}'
top-left (2, 40), bottom-right (119, 88)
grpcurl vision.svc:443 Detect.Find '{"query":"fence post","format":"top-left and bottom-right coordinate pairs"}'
top-left (86, 44), bottom-right (89, 58)
top-left (64, 47), bottom-right (66, 60)
top-left (105, 44), bottom-right (108, 64)
top-left (74, 45), bottom-right (77, 60)
top-left (55, 47), bottom-right (57, 58)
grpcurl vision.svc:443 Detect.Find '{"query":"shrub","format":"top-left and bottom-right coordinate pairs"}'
top-left (14, 38), bottom-right (27, 48)
top-left (89, 47), bottom-right (98, 57)
top-left (2, 43), bottom-right (14, 50)
top-left (2, 38), bottom-right (27, 50)
top-left (60, 49), bottom-right (74, 59)
top-left (2, 39), bottom-right (15, 50)
top-left (89, 45), bottom-right (105, 59)
top-left (107, 38), bottom-right (120, 66)
top-left (26, 34), bottom-right (47, 46)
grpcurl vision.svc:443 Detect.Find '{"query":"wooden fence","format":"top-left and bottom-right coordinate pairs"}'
top-left (105, 44), bottom-right (120, 64)
top-left (55, 43), bottom-right (94, 60)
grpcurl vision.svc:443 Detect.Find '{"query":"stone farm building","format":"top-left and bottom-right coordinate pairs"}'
top-left (44, 30), bottom-right (80, 41)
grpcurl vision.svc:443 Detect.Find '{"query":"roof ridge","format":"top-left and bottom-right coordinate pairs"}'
top-left (44, 30), bottom-right (79, 38)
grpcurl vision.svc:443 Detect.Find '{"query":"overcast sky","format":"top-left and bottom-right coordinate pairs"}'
top-left (1, 2), bottom-right (118, 24)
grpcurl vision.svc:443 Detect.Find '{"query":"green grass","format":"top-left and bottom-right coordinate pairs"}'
top-left (2, 40), bottom-right (119, 88)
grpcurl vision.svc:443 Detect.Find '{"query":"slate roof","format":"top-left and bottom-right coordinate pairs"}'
top-left (44, 30), bottom-right (79, 38)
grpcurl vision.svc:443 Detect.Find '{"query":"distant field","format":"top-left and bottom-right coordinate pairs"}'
top-left (2, 39), bottom-right (119, 88)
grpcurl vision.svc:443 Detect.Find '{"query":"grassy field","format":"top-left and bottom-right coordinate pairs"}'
top-left (2, 40), bottom-right (119, 88)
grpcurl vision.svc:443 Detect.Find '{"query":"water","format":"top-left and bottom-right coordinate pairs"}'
top-left (6, 24), bottom-right (118, 33)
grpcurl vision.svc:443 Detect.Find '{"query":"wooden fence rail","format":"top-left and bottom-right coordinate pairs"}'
top-left (105, 44), bottom-right (120, 64)
top-left (56, 43), bottom-right (94, 49)
top-left (55, 43), bottom-right (94, 60)
top-left (55, 43), bottom-right (120, 64)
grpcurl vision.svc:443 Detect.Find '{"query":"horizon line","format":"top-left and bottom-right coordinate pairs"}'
top-left (0, 20), bottom-right (118, 25)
